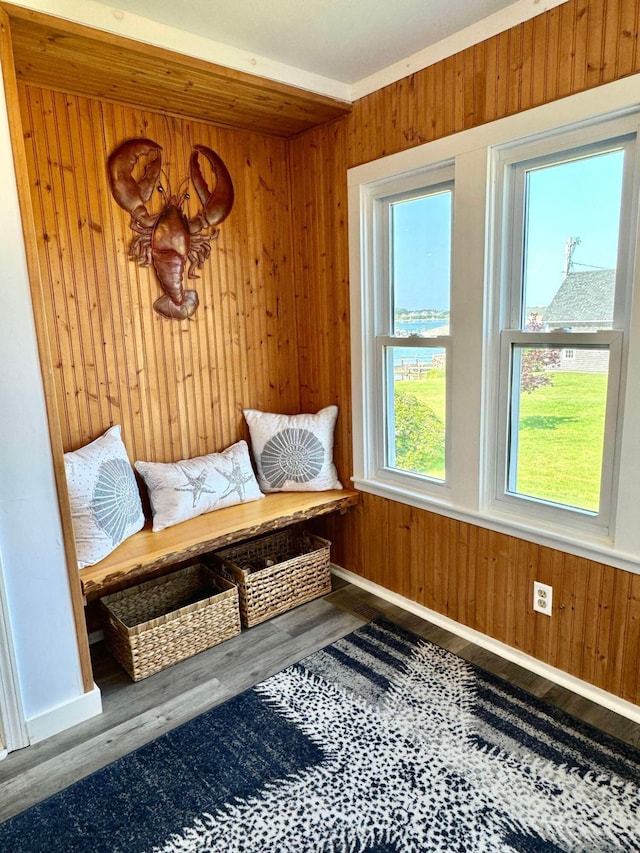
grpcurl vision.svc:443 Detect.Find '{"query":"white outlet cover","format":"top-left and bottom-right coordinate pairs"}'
top-left (533, 581), bottom-right (553, 616)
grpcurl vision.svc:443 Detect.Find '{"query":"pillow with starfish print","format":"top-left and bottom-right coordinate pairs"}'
top-left (135, 440), bottom-right (263, 532)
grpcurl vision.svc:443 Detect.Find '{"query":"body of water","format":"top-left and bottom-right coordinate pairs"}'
top-left (392, 320), bottom-right (447, 374)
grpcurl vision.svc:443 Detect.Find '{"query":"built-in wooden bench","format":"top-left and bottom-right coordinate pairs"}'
top-left (79, 489), bottom-right (359, 602)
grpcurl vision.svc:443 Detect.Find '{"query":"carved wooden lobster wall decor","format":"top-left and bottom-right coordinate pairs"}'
top-left (107, 138), bottom-right (234, 320)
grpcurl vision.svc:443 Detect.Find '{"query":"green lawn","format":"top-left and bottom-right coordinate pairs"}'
top-left (394, 370), bottom-right (607, 511)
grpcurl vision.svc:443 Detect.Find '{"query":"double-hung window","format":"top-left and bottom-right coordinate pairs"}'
top-left (349, 77), bottom-right (640, 569)
top-left (493, 126), bottom-right (637, 534)
top-left (377, 168), bottom-right (453, 487)
top-left (351, 162), bottom-right (455, 500)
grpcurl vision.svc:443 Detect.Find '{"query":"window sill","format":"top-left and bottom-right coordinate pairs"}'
top-left (352, 477), bottom-right (640, 577)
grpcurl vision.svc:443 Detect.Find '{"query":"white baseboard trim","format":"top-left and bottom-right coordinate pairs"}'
top-left (332, 565), bottom-right (640, 726)
top-left (26, 684), bottom-right (103, 745)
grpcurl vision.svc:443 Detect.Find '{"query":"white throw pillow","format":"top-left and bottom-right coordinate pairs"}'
top-left (243, 406), bottom-right (342, 492)
top-left (64, 425), bottom-right (145, 569)
top-left (135, 440), bottom-right (264, 532)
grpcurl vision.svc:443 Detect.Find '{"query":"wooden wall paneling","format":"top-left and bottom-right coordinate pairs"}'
top-left (518, 18), bottom-right (535, 113)
top-left (508, 538), bottom-right (528, 652)
top-left (240, 138), bottom-right (271, 414)
top-left (605, 570), bottom-right (629, 695)
top-left (23, 87), bottom-right (83, 450)
top-left (429, 61), bottom-right (443, 145)
top-left (19, 87), bottom-right (70, 450)
top-left (502, 536), bottom-right (520, 648)
top-left (0, 13), bottom-right (93, 692)
top-left (438, 514), bottom-right (453, 616)
top-left (541, 6), bottom-right (559, 106)
top-left (507, 23), bottom-right (523, 117)
top-left (83, 99), bottom-right (135, 450)
top-left (289, 118), bottom-right (353, 484)
top-left (616, 0), bottom-right (638, 78)
top-left (594, 561), bottom-right (616, 691)
top-left (529, 13), bottom-right (548, 110)
top-left (549, 2), bottom-right (575, 98)
top-left (442, 56), bottom-right (456, 140)
top-left (580, 560), bottom-right (604, 688)
top-left (443, 517), bottom-right (457, 619)
top-left (408, 505), bottom-right (423, 606)
top-left (62, 93), bottom-right (121, 447)
top-left (421, 66), bottom-right (436, 146)
top-left (483, 33), bottom-right (499, 124)
top-left (428, 512), bottom-right (444, 614)
top-left (306, 124), bottom-right (333, 407)
top-left (621, 573), bottom-right (640, 701)
top-left (593, 0), bottom-right (622, 83)
top-left (560, 0), bottom-right (588, 97)
top-left (471, 42), bottom-right (486, 129)
top-left (49, 90), bottom-right (101, 446)
top-left (460, 524), bottom-right (477, 630)
top-left (456, 47), bottom-right (470, 131)
top-left (453, 520), bottom-right (470, 625)
top-left (472, 526), bottom-right (489, 637)
top-left (401, 75), bottom-right (419, 150)
top-left (489, 530), bottom-right (509, 644)
top-left (232, 136), bottom-right (265, 423)
top-left (494, 31), bottom-right (511, 122)
top-left (521, 541), bottom-right (539, 656)
top-left (584, 0), bottom-right (604, 87)
top-left (418, 510), bottom-right (433, 611)
top-left (555, 552), bottom-right (578, 675)
top-left (547, 548), bottom-right (565, 667)
top-left (567, 553), bottom-right (589, 678)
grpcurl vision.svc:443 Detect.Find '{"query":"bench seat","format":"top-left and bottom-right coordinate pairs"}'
top-left (79, 488), bottom-right (359, 602)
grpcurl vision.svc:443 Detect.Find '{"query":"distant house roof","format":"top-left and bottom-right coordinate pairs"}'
top-left (543, 269), bottom-right (615, 326)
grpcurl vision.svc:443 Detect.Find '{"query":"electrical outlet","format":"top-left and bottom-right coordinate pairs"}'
top-left (533, 581), bottom-right (553, 616)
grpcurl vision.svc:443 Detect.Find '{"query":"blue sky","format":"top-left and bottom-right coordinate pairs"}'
top-left (391, 147), bottom-right (624, 313)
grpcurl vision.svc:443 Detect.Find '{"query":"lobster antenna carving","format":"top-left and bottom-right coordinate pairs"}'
top-left (107, 137), bottom-right (234, 320)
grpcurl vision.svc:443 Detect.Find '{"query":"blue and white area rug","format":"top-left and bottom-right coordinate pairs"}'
top-left (2, 618), bottom-right (640, 852)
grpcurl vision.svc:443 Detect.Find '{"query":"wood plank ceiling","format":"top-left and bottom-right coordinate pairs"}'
top-left (2, 4), bottom-right (352, 137)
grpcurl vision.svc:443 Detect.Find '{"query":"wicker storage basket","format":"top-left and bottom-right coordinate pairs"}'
top-left (210, 526), bottom-right (331, 627)
top-left (100, 564), bottom-right (240, 681)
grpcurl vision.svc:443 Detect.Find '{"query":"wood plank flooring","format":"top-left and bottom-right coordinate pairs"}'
top-left (1, 579), bottom-right (639, 823)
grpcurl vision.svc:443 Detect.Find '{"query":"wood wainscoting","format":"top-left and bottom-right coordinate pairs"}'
top-left (290, 0), bottom-right (640, 708)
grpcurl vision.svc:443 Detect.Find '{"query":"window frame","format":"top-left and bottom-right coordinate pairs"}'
top-left (489, 127), bottom-right (640, 534)
top-left (373, 168), bottom-right (454, 492)
top-left (348, 76), bottom-right (640, 574)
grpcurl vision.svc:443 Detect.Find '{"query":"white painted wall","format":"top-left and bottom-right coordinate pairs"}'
top-left (0, 61), bottom-right (87, 728)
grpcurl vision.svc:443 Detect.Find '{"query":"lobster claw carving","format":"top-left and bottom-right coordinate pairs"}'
top-left (107, 137), bottom-right (234, 320)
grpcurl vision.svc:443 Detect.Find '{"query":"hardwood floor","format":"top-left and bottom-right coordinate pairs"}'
top-left (0, 579), bottom-right (638, 823)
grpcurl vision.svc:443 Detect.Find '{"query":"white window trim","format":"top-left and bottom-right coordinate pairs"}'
top-left (348, 74), bottom-right (640, 576)
top-left (371, 166), bottom-right (454, 494)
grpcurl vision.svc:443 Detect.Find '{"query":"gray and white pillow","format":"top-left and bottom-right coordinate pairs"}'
top-left (243, 406), bottom-right (342, 492)
top-left (135, 440), bottom-right (263, 532)
top-left (64, 425), bottom-right (145, 569)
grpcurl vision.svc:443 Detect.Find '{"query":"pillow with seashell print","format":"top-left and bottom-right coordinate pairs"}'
top-left (243, 406), bottom-right (343, 493)
top-left (64, 425), bottom-right (145, 569)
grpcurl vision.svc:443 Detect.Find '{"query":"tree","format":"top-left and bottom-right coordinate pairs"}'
top-left (393, 390), bottom-right (445, 474)
top-left (521, 313), bottom-right (560, 393)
